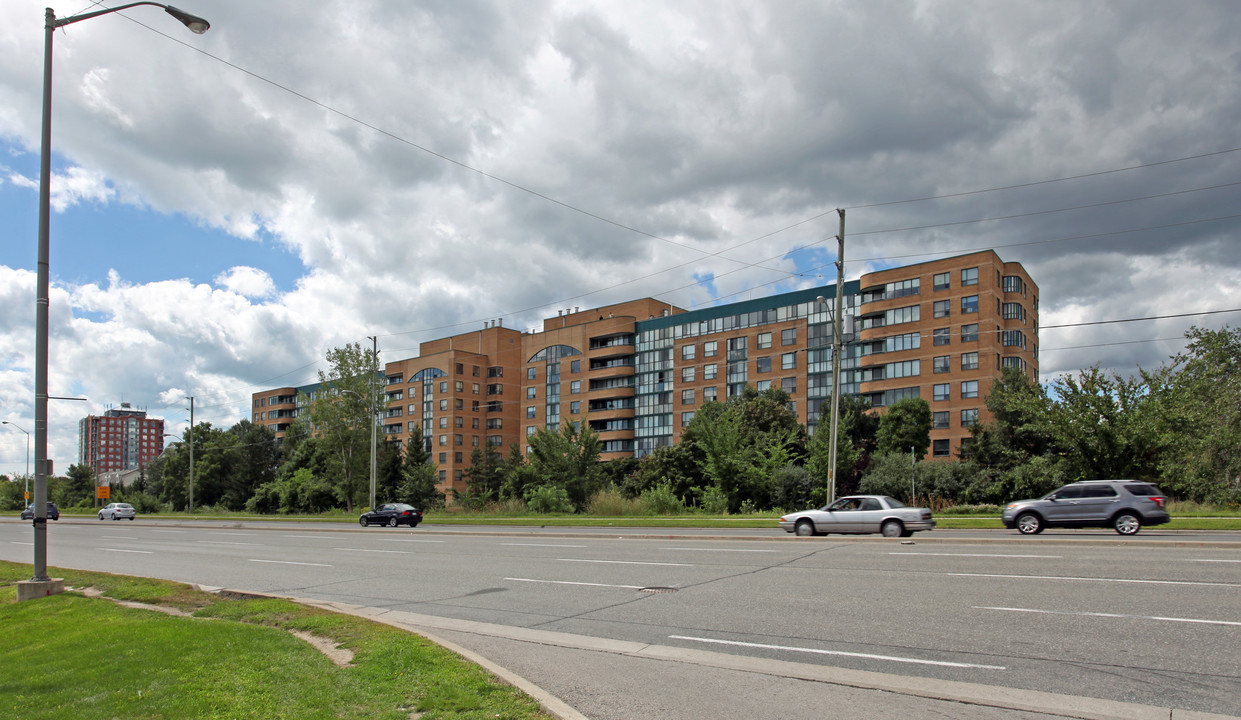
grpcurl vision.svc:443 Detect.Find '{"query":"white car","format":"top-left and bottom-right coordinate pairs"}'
top-left (98, 502), bottom-right (136, 521)
top-left (779, 495), bottom-right (935, 537)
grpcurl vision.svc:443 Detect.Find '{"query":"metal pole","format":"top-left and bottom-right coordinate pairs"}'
top-left (368, 335), bottom-right (378, 511)
top-left (827, 209), bottom-right (845, 505)
top-left (186, 396), bottom-right (194, 513)
top-left (31, 8), bottom-right (56, 583)
top-left (3, 422), bottom-right (31, 503)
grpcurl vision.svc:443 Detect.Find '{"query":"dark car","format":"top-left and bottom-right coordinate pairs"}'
top-left (1002, 480), bottom-right (1170, 535)
top-left (359, 503), bottom-right (422, 528)
top-left (20, 502), bottom-right (59, 521)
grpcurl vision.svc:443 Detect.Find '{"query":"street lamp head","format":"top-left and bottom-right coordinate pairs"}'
top-left (164, 6), bottom-right (210, 34)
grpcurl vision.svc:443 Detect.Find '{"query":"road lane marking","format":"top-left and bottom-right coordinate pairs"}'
top-left (150, 530), bottom-right (185, 533)
top-left (502, 543), bottom-right (588, 548)
top-left (98, 548), bottom-right (153, 554)
top-left (379, 539), bottom-right (444, 544)
top-left (199, 541), bottom-right (261, 546)
top-left (285, 534), bottom-right (335, 539)
top-left (250, 559), bottom-right (332, 567)
top-left (560, 558), bottom-right (691, 567)
top-left (210, 532), bottom-right (256, 536)
top-left (978, 606), bottom-right (1241, 627)
top-left (662, 547), bottom-right (780, 553)
top-left (1192, 559), bottom-right (1241, 563)
top-left (669, 635), bottom-right (1006, 670)
top-left (948, 572), bottom-right (1241, 588)
top-left (100, 536), bottom-right (138, 540)
top-left (333, 547), bottom-right (412, 554)
top-left (891, 552), bottom-right (1060, 558)
top-left (507, 577), bottom-right (645, 589)
top-left (9, 542), bottom-right (33, 546)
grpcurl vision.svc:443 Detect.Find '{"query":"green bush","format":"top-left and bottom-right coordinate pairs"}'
top-left (695, 486), bottom-right (730, 515)
top-left (641, 482), bottom-right (685, 515)
top-left (586, 487), bottom-right (642, 516)
top-left (524, 485), bottom-right (574, 514)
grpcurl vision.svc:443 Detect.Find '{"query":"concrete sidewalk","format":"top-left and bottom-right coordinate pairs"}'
top-left (280, 593), bottom-right (1239, 720)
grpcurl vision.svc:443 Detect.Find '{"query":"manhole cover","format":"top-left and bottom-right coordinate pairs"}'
top-left (640, 586), bottom-right (678, 594)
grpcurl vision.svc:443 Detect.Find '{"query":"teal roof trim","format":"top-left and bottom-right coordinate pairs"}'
top-left (638, 280), bottom-right (860, 332)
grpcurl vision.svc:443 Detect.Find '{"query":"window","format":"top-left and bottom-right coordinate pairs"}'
top-left (933, 300), bottom-right (950, 318)
top-left (782, 328), bottom-right (797, 346)
top-left (1002, 302), bottom-right (1024, 320)
top-left (527, 367), bottom-right (537, 380)
top-left (681, 389), bottom-right (695, 405)
top-left (961, 295), bottom-right (979, 314)
top-left (933, 272), bottom-right (950, 291)
top-left (455, 363), bottom-right (464, 375)
top-left (703, 364), bottom-right (718, 380)
top-left (472, 418), bottom-right (480, 429)
top-left (438, 434), bottom-right (447, 446)
top-left (961, 267), bottom-right (978, 286)
top-left (933, 411), bottom-right (949, 429)
top-left (570, 401), bottom-right (580, 414)
top-left (961, 324), bottom-right (979, 342)
top-left (526, 387), bottom-right (536, 399)
top-left (755, 380), bottom-right (772, 392)
top-left (682, 344), bottom-right (696, 360)
top-left (757, 332), bottom-right (772, 349)
top-left (439, 452), bottom-right (447, 464)
top-left (1003, 276), bottom-right (1025, 294)
top-left (756, 357), bottom-right (771, 373)
top-left (782, 352), bottom-right (797, 370)
top-left (472, 383), bottom-right (480, 394)
top-left (454, 434), bottom-right (463, 446)
top-left (933, 383), bottom-right (950, 401)
top-left (455, 452), bottom-right (463, 463)
top-left (933, 439), bottom-right (951, 457)
top-left (704, 341), bottom-right (718, 357)
top-left (682, 367), bottom-right (695, 383)
top-left (438, 417), bottom-right (448, 429)
top-left (781, 377), bottom-right (796, 393)
top-left (455, 399), bottom-right (464, 410)
top-left (681, 411), bottom-right (695, 427)
top-left (961, 352), bottom-right (979, 371)
top-left (934, 356), bottom-right (950, 374)
top-left (570, 380), bottom-right (581, 394)
top-left (1002, 330), bottom-right (1026, 348)
top-left (570, 359), bottom-right (580, 373)
top-left (961, 408), bottom-right (979, 427)
top-left (703, 386), bottom-right (718, 402)
top-left (526, 406), bottom-right (536, 419)
top-left (961, 380), bottom-right (979, 399)
top-left (933, 328), bottom-right (951, 346)
top-left (439, 399), bottom-right (448, 411)
top-left (439, 381), bottom-right (447, 393)
top-left (527, 426), bottom-right (537, 437)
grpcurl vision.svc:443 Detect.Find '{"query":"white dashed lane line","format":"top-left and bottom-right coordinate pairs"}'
top-left (977, 606), bottom-right (1241, 627)
top-left (669, 635), bottom-right (1007, 670)
top-left (506, 577), bottom-right (645, 589)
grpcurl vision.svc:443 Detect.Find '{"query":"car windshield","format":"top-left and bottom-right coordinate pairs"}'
top-left (882, 497), bottom-right (905, 508)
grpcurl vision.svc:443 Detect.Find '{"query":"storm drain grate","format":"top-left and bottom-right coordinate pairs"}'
top-left (640, 586), bottom-right (679, 594)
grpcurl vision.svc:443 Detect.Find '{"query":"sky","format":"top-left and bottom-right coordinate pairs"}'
top-left (1, 0), bottom-right (1239, 477)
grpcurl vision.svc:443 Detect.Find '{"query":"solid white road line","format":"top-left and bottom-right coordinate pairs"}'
top-left (506, 577), bottom-right (645, 589)
top-left (199, 541), bottom-right (261, 546)
top-left (669, 635), bottom-right (1007, 670)
top-left (948, 572), bottom-right (1241, 588)
top-left (249, 559), bottom-right (332, 567)
top-left (1192, 558), bottom-right (1241, 563)
top-left (560, 558), bottom-right (691, 567)
top-left (977, 606), bottom-right (1241, 627)
top-left (97, 548), bottom-right (153, 554)
top-left (662, 547), bottom-right (780, 553)
top-left (333, 547), bottom-right (412, 554)
top-left (379, 538), bottom-right (444, 543)
top-left (501, 543), bottom-right (588, 548)
top-left (891, 552), bottom-right (1060, 558)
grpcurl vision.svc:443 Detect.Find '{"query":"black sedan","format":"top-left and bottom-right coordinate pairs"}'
top-left (359, 503), bottom-right (422, 528)
top-left (20, 502), bottom-right (59, 520)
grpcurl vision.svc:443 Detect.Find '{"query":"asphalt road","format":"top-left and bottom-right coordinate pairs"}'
top-left (3, 518), bottom-right (1239, 718)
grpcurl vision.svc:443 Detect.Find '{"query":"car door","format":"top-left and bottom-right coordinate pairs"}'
top-left (819, 498), bottom-right (860, 533)
top-left (1076, 484), bottom-right (1120, 522)
top-left (1042, 485), bottom-right (1084, 524)
top-left (854, 497), bottom-right (886, 533)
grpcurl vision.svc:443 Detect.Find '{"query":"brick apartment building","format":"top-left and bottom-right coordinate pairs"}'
top-left (253, 250), bottom-right (1038, 499)
top-left (78, 403), bottom-right (166, 475)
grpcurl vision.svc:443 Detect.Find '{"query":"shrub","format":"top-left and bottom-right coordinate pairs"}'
top-left (641, 482), bottom-right (684, 515)
top-left (695, 486), bottom-right (730, 515)
top-left (524, 485), bottom-right (574, 514)
top-left (586, 487), bottom-right (642, 516)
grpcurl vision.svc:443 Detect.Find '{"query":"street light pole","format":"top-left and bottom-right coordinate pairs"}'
top-left (185, 395), bottom-right (194, 513)
top-left (30, 3), bottom-right (209, 587)
top-left (2, 421), bottom-right (31, 503)
top-left (368, 336), bottom-right (378, 512)
top-left (828, 210), bottom-right (845, 505)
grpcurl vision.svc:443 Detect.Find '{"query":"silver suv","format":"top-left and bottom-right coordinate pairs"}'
top-left (1002, 480), bottom-right (1170, 536)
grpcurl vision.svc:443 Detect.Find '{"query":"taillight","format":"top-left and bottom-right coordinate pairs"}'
top-left (402, 510), bottom-right (411, 516)
top-left (1151, 496), bottom-right (1165, 509)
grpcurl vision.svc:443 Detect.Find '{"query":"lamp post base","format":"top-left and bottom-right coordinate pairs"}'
top-left (17, 578), bottom-right (64, 602)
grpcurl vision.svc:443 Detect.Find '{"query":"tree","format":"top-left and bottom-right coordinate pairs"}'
top-left (875, 397), bottom-right (932, 461)
top-left (525, 423), bottom-right (605, 510)
top-left (398, 451), bottom-right (443, 509)
top-left (464, 443), bottom-right (505, 507)
top-left (1046, 366), bottom-right (1158, 482)
top-left (963, 366), bottom-right (1056, 470)
top-left (306, 342), bottom-right (385, 512)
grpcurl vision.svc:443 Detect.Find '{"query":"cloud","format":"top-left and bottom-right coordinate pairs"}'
top-left (215, 266), bottom-right (275, 299)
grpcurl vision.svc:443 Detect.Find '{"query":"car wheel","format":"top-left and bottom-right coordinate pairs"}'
top-left (900, 529), bottom-right (914, 538)
top-left (388, 517), bottom-right (399, 527)
top-left (1114, 512), bottom-right (1141, 536)
top-left (359, 517), bottom-right (368, 527)
top-left (128, 517), bottom-right (134, 521)
top-left (113, 514), bottom-right (120, 521)
top-left (1016, 512), bottom-right (1043, 535)
top-left (880, 520), bottom-right (903, 538)
top-left (794, 519), bottom-right (817, 537)
top-left (98, 513), bottom-right (104, 520)
top-left (409, 523), bottom-right (419, 529)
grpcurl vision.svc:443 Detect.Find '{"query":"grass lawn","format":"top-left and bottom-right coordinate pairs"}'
top-left (0, 562), bottom-right (554, 720)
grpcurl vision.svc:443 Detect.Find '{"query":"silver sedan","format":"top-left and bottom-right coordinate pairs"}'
top-left (779, 495), bottom-right (935, 537)
top-left (98, 502), bottom-right (136, 521)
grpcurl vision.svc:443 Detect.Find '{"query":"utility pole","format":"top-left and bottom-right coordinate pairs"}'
top-left (185, 395), bottom-right (194, 513)
top-left (367, 335), bottom-right (378, 512)
top-left (827, 209), bottom-right (845, 505)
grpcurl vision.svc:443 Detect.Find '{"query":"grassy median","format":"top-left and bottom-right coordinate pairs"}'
top-left (0, 561), bottom-right (553, 720)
